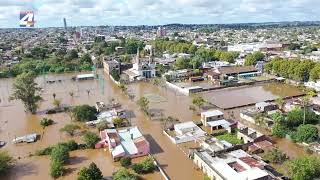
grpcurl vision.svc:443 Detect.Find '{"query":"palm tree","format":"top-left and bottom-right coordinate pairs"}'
top-left (52, 93), bottom-right (56, 99)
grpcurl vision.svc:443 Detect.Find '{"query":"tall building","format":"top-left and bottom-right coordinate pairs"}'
top-left (63, 18), bottom-right (67, 31)
top-left (156, 27), bottom-right (167, 37)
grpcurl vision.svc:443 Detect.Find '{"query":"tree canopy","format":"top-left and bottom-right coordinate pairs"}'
top-left (10, 72), bottom-right (42, 114)
top-left (287, 156), bottom-right (320, 180)
top-left (113, 168), bottom-right (138, 180)
top-left (293, 124), bottom-right (319, 143)
top-left (0, 151), bottom-right (14, 174)
top-left (77, 162), bottom-right (103, 180)
top-left (72, 105), bottom-right (97, 122)
top-left (244, 51), bottom-right (265, 65)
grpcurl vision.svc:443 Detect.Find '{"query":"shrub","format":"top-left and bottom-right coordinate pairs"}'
top-left (35, 146), bottom-right (54, 156)
top-left (294, 124), bottom-right (319, 143)
top-left (35, 140), bottom-right (78, 156)
top-left (96, 121), bottom-right (109, 131)
top-left (60, 124), bottom-right (81, 136)
top-left (132, 157), bottom-right (156, 174)
top-left (83, 131), bottom-right (100, 149)
top-left (287, 156), bottom-right (320, 180)
top-left (272, 124), bottom-right (288, 138)
top-left (72, 105), bottom-right (97, 122)
top-left (58, 140), bottom-right (79, 151)
top-left (120, 157), bottom-right (132, 168)
top-left (77, 162), bottom-right (103, 180)
top-left (40, 118), bottom-right (54, 127)
top-left (216, 133), bottom-right (243, 145)
top-left (50, 160), bottom-right (64, 178)
top-left (0, 151), bottom-right (14, 174)
top-left (113, 168), bottom-right (138, 180)
top-left (263, 149), bottom-right (288, 164)
top-left (50, 145), bottom-right (70, 164)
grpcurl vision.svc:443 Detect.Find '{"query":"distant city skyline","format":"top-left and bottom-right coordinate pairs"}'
top-left (0, 0), bottom-right (319, 28)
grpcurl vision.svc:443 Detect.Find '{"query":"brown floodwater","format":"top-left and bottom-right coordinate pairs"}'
top-left (0, 72), bottom-right (308, 180)
top-left (200, 82), bottom-right (303, 109)
top-left (0, 72), bottom-right (203, 180)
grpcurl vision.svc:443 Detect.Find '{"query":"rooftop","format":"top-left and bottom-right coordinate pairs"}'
top-left (201, 110), bottom-right (224, 117)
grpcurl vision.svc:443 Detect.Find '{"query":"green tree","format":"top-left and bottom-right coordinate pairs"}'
top-left (112, 117), bottom-right (124, 128)
top-left (132, 156), bottom-right (156, 174)
top-left (244, 51), bottom-right (265, 65)
top-left (60, 124), bottom-right (81, 136)
top-left (66, 49), bottom-right (78, 60)
top-left (120, 157), bottom-right (132, 168)
top-left (137, 97), bottom-right (150, 114)
top-left (275, 97), bottom-right (285, 110)
top-left (50, 144), bottom-right (70, 164)
top-left (294, 124), bottom-right (318, 143)
top-left (72, 105), bottom-right (97, 122)
top-left (174, 57), bottom-right (190, 70)
top-left (50, 160), bottom-right (64, 178)
top-left (287, 156), bottom-right (320, 180)
top-left (40, 118), bottom-right (54, 128)
top-left (83, 131), bottom-right (100, 149)
top-left (0, 151), bottom-right (14, 174)
top-left (80, 53), bottom-right (92, 65)
top-left (52, 99), bottom-right (62, 109)
top-left (111, 69), bottom-right (120, 81)
top-left (10, 73), bottom-right (42, 114)
top-left (192, 96), bottom-right (205, 111)
top-left (263, 148), bottom-right (288, 164)
top-left (113, 168), bottom-right (138, 180)
top-left (272, 124), bottom-right (288, 138)
top-left (77, 162), bottom-right (103, 180)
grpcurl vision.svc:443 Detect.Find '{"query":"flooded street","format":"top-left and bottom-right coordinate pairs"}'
top-left (0, 72), bottom-right (203, 180)
top-left (0, 72), bottom-right (309, 180)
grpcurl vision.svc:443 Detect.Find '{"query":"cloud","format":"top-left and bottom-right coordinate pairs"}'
top-left (0, 0), bottom-right (319, 28)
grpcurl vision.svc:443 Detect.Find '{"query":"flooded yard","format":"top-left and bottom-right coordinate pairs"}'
top-left (200, 82), bottom-right (303, 109)
top-left (0, 72), bottom-right (203, 180)
top-left (0, 72), bottom-right (310, 180)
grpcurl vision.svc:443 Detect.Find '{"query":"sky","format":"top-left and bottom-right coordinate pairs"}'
top-left (0, 0), bottom-right (319, 28)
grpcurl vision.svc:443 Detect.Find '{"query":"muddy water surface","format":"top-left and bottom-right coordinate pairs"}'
top-left (0, 72), bottom-right (203, 180)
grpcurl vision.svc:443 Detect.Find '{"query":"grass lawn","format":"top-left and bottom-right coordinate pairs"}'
top-left (216, 133), bottom-right (244, 145)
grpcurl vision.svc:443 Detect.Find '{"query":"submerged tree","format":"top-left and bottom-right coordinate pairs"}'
top-left (192, 96), bottom-right (206, 111)
top-left (10, 73), bottom-right (42, 114)
top-left (137, 97), bottom-right (150, 115)
top-left (77, 162), bottom-right (103, 180)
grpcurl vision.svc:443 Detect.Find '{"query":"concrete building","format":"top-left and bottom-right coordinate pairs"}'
top-left (95, 127), bottom-right (150, 161)
top-left (201, 110), bottom-right (224, 126)
top-left (156, 27), bottom-right (167, 37)
top-left (124, 48), bottom-right (156, 81)
top-left (192, 148), bottom-right (272, 180)
top-left (164, 121), bottom-right (206, 144)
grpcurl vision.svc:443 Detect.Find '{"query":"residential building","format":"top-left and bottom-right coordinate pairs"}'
top-left (164, 121), bottom-right (206, 144)
top-left (201, 110), bottom-right (224, 126)
top-left (95, 127), bottom-right (150, 161)
top-left (192, 148), bottom-right (273, 180)
top-left (124, 48), bottom-right (156, 81)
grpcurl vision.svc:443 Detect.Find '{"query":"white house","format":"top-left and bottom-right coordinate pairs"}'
top-left (165, 121), bottom-right (206, 144)
top-left (124, 48), bottom-right (156, 81)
